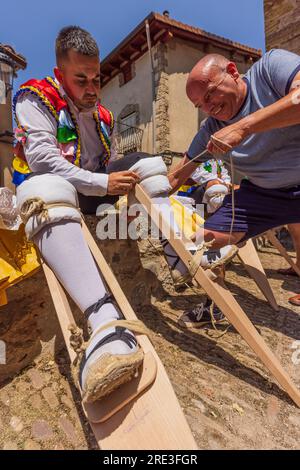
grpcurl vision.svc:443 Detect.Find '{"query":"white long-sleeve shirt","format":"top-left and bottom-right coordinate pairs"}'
top-left (15, 83), bottom-right (118, 196)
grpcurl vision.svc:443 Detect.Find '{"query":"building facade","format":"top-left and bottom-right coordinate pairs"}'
top-left (264, 0), bottom-right (300, 53)
top-left (100, 12), bottom-right (261, 167)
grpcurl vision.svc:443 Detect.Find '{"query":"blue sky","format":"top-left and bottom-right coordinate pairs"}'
top-left (3, 0), bottom-right (265, 90)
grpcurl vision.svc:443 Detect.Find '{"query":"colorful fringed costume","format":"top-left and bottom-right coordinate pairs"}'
top-left (12, 76), bottom-right (114, 186)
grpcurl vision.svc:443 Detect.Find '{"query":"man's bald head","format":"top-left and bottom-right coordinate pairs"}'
top-left (187, 54), bottom-right (231, 95)
top-left (186, 53), bottom-right (245, 121)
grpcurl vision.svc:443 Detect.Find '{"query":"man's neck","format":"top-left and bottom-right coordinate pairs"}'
top-left (236, 78), bottom-right (248, 110)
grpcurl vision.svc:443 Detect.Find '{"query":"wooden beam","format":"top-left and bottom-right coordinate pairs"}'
top-left (267, 229), bottom-right (300, 277)
top-left (134, 184), bottom-right (300, 408)
top-left (237, 239), bottom-right (279, 311)
top-left (154, 29), bottom-right (167, 41)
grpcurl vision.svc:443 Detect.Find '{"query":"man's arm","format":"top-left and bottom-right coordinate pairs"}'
top-left (16, 95), bottom-right (111, 196)
top-left (16, 95), bottom-right (139, 197)
top-left (208, 71), bottom-right (300, 155)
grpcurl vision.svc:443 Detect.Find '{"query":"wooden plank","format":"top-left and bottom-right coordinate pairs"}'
top-left (43, 229), bottom-right (197, 450)
top-left (83, 351), bottom-right (157, 423)
top-left (267, 229), bottom-right (300, 277)
top-left (237, 239), bottom-right (279, 311)
top-left (42, 262), bottom-right (77, 364)
top-left (81, 220), bottom-right (198, 449)
top-left (134, 184), bottom-right (300, 407)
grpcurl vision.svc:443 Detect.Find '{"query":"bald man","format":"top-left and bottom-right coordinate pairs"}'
top-left (169, 50), bottom-right (300, 257)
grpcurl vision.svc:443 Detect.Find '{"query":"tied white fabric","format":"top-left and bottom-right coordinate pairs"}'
top-left (203, 183), bottom-right (229, 214)
top-left (129, 156), bottom-right (171, 199)
top-left (17, 173), bottom-right (82, 239)
top-left (129, 156), bottom-right (167, 179)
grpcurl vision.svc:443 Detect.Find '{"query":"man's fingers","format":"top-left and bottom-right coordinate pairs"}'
top-left (119, 171), bottom-right (140, 182)
top-left (119, 176), bottom-right (139, 184)
top-left (207, 140), bottom-right (227, 155)
top-left (115, 182), bottom-right (134, 194)
top-left (211, 136), bottom-right (232, 153)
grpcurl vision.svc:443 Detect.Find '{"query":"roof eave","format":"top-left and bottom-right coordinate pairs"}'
top-left (0, 45), bottom-right (27, 70)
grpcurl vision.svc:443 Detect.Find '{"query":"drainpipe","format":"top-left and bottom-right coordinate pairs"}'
top-left (145, 20), bottom-right (156, 154)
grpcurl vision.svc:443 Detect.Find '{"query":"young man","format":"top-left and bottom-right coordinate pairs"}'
top-left (13, 26), bottom-right (148, 403)
top-left (14, 27), bottom-right (234, 401)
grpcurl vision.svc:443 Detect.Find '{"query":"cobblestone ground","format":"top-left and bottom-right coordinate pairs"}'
top-left (0, 231), bottom-right (300, 450)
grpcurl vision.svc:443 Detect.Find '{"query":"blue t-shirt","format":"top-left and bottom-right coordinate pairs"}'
top-left (187, 49), bottom-right (300, 189)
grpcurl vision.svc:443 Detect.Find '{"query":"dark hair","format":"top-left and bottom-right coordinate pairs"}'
top-left (55, 26), bottom-right (99, 64)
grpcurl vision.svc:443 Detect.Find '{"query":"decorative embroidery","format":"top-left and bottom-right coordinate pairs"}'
top-left (93, 110), bottom-right (111, 165)
top-left (13, 86), bottom-right (59, 121)
top-left (45, 75), bottom-right (59, 91)
top-left (67, 107), bottom-right (81, 166)
top-left (57, 108), bottom-right (77, 143)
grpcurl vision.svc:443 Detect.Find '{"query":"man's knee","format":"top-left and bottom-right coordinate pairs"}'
top-left (17, 173), bottom-right (81, 240)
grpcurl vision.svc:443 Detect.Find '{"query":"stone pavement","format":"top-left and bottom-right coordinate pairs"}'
top-left (0, 354), bottom-right (97, 450)
top-left (0, 234), bottom-right (300, 450)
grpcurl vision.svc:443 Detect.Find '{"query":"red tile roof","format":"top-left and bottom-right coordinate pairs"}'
top-left (101, 11), bottom-right (262, 85)
top-left (151, 12), bottom-right (262, 56)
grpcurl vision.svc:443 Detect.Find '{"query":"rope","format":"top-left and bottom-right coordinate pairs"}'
top-left (68, 319), bottom-right (151, 369)
top-left (207, 301), bottom-right (231, 338)
top-left (168, 135), bottom-right (236, 246)
top-left (68, 324), bottom-right (86, 366)
top-left (87, 319), bottom-right (152, 349)
top-left (188, 239), bottom-right (215, 278)
top-left (20, 197), bottom-right (82, 225)
top-left (168, 148), bottom-right (210, 178)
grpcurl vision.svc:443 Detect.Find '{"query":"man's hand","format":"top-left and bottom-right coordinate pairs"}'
top-left (107, 171), bottom-right (140, 195)
top-left (207, 124), bottom-right (248, 155)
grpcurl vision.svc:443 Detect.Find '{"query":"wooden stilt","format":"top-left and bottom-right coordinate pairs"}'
top-left (237, 239), bottom-right (279, 311)
top-left (42, 233), bottom-right (197, 450)
top-left (267, 229), bottom-right (300, 277)
top-left (134, 184), bottom-right (300, 407)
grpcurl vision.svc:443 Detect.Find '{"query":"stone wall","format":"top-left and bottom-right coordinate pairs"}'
top-left (264, 0), bottom-right (300, 53)
top-left (154, 43), bottom-right (170, 153)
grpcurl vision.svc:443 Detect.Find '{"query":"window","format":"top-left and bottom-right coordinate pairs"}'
top-left (120, 112), bottom-right (137, 132)
top-left (116, 110), bottom-right (143, 155)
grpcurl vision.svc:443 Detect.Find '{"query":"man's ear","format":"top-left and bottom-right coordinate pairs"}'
top-left (54, 67), bottom-right (63, 84)
top-left (226, 62), bottom-right (239, 81)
